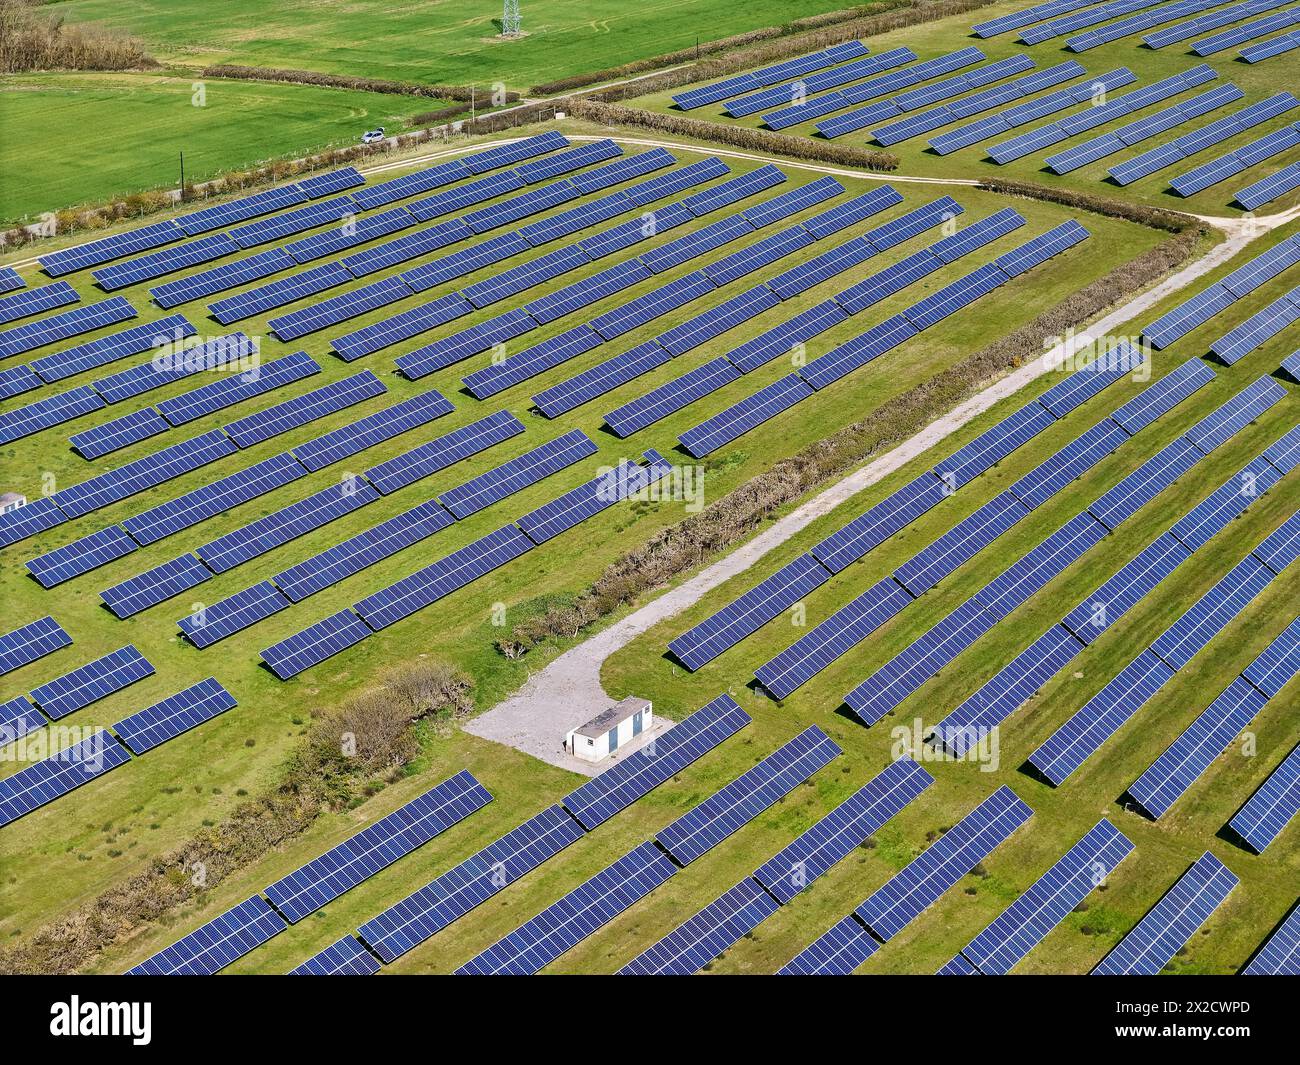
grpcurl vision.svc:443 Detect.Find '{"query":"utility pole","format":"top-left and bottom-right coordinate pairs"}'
top-left (502, 0), bottom-right (521, 37)
top-left (179, 151), bottom-right (185, 200)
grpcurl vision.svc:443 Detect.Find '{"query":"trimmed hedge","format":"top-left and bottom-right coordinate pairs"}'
top-left (979, 177), bottom-right (1196, 234)
top-left (199, 64), bottom-right (521, 103)
top-left (569, 98), bottom-right (899, 171)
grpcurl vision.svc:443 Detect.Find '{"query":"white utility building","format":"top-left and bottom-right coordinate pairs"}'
top-left (565, 697), bottom-right (652, 763)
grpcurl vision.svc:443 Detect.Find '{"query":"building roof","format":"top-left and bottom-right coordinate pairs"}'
top-left (0, 492), bottom-right (25, 506)
top-left (573, 696), bottom-right (651, 739)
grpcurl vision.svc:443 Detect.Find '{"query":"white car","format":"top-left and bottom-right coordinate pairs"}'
top-left (361, 127), bottom-right (386, 144)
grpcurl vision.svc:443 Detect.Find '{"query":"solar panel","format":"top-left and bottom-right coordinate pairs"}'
top-left (812, 473), bottom-right (949, 574)
top-left (289, 936), bottom-right (382, 976)
top-left (127, 895), bottom-right (286, 975)
top-left (728, 299), bottom-right (848, 372)
top-left (1230, 741), bottom-right (1300, 851)
top-left (518, 191), bottom-right (635, 248)
top-left (101, 553), bottom-right (213, 619)
top-left (1062, 533), bottom-right (1191, 646)
top-left (0, 363), bottom-right (41, 400)
top-left (0, 296), bottom-right (137, 360)
top-left (26, 312), bottom-right (196, 384)
top-left (0, 730), bottom-right (131, 828)
top-left (0, 385), bottom-right (105, 446)
top-left (655, 726), bottom-right (842, 865)
top-left (905, 263), bottom-right (1007, 330)
top-left (894, 491), bottom-right (1030, 596)
top-left (1093, 853), bottom-right (1237, 974)
top-left (28, 645), bottom-right (153, 720)
top-left (754, 760), bottom-right (934, 903)
top-left (455, 841), bottom-right (678, 975)
top-left (0, 616), bottom-right (72, 675)
top-left (26, 522), bottom-right (138, 588)
top-left (1089, 436), bottom-right (1204, 531)
top-left (293, 389), bottom-right (455, 472)
top-left (271, 499), bottom-right (454, 603)
top-left (604, 356), bottom-right (741, 437)
top-left (1210, 294), bottom-right (1300, 365)
top-left (802, 185), bottom-right (903, 238)
top-left (298, 166), bottom-right (365, 198)
top-left (267, 274), bottom-right (412, 341)
top-left (1237, 160), bottom-right (1300, 209)
top-left (932, 402), bottom-right (1056, 488)
top-left (330, 292), bottom-right (472, 362)
top-left (209, 262), bottom-right (352, 324)
top-left (0, 266), bottom-right (24, 293)
top-left (352, 523), bottom-right (534, 630)
top-left (440, 429), bottom-right (598, 518)
top-left (400, 231), bottom-right (532, 293)
top-left (93, 232), bottom-right (239, 291)
top-left (261, 608), bottom-right (374, 680)
top-left (264, 769), bottom-right (492, 922)
top-left (342, 217), bottom-right (472, 279)
top-left (111, 677), bottom-right (237, 754)
top-left (151, 351), bottom-right (318, 428)
top-left (226, 194), bottom-right (359, 249)
top-left (1129, 676), bottom-right (1270, 819)
top-left (561, 694), bottom-right (751, 830)
top-left (1028, 650), bottom-right (1178, 786)
top-left (754, 578), bottom-right (913, 699)
top-left (1109, 358), bottom-right (1215, 435)
top-left (351, 159), bottom-right (472, 211)
top-left (92, 331), bottom-right (259, 404)
top-left (1254, 508), bottom-right (1300, 576)
top-left (1172, 456), bottom-right (1282, 551)
top-left (515, 452), bottom-right (671, 544)
top-left (0, 696), bottom-right (44, 745)
top-left (705, 227), bottom-right (814, 287)
top-left (959, 819), bottom-right (1134, 974)
top-left (1009, 419), bottom-right (1128, 511)
top-left (672, 553), bottom-right (832, 670)
top-left (1036, 343), bottom-right (1142, 418)
top-left (1151, 554), bottom-right (1275, 669)
top-left (767, 235), bottom-right (876, 299)
top-left (0, 280), bottom-right (78, 325)
top-left (532, 340), bottom-right (672, 418)
top-left (177, 582), bottom-right (292, 648)
top-left (40, 220), bottom-right (182, 277)
top-left (223, 370), bottom-right (385, 448)
top-left (1243, 615), bottom-right (1300, 697)
top-left (356, 803), bottom-right (585, 962)
top-left (678, 373), bottom-right (813, 458)
top-left (681, 165), bottom-right (786, 217)
top-left (0, 496), bottom-right (67, 551)
top-left (394, 308), bottom-right (539, 379)
top-left (1242, 905), bottom-right (1300, 975)
top-left (617, 878), bottom-right (779, 975)
top-left (68, 405), bottom-right (170, 460)
top-left (800, 314), bottom-right (917, 389)
top-left (777, 915), bottom-right (880, 975)
top-left (120, 450), bottom-right (307, 547)
top-left (283, 206), bottom-right (417, 265)
top-left (177, 183), bottom-right (308, 236)
top-left (363, 409), bottom-right (524, 495)
top-left (524, 258), bottom-right (651, 325)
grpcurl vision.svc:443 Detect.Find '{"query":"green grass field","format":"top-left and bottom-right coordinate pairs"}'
top-left (631, 1), bottom-right (1300, 217)
top-left (0, 120), bottom-right (1198, 974)
top-left (0, 72), bottom-right (452, 222)
top-left (51, 0), bottom-right (855, 88)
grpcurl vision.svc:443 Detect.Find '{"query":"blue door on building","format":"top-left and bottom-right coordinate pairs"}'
top-left (633, 710), bottom-right (643, 736)
top-left (607, 727), bottom-right (619, 754)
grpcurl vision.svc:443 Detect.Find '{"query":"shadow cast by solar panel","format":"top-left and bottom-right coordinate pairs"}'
top-left (1238, 897), bottom-right (1300, 971)
top-left (1116, 790), bottom-right (1161, 822)
top-left (1018, 758), bottom-right (1061, 787)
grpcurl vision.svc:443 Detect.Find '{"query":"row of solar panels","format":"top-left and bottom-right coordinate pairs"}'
top-left (972, 0), bottom-right (1099, 38)
top-left (672, 220), bottom-right (1089, 460)
top-left (671, 39), bottom-right (868, 110)
top-left (132, 692), bottom-right (756, 973)
top-left (673, 342), bottom-right (1142, 684)
top-left (1145, 233), bottom-right (1300, 349)
top-left (934, 419), bottom-right (1299, 758)
top-left (1172, 121), bottom-right (1300, 198)
top-left (1243, 27), bottom-right (1300, 59)
top-left (1145, 0), bottom-right (1295, 48)
top-left (38, 168), bottom-right (365, 278)
top-left (847, 374), bottom-right (1287, 737)
top-left (1067, 0), bottom-right (1278, 52)
top-left (91, 138), bottom-right (617, 295)
top-left (1191, 2), bottom-right (1300, 54)
top-left (593, 203), bottom-right (1054, 441)
top-left (1237, 158), bottom-right (1300, 210)
top-left (723, 47), bottom-right (917, 118)
top-left (1019, 0), bottom-right (1166, 45)
top-left (0, 677), bottom-right (236, 828)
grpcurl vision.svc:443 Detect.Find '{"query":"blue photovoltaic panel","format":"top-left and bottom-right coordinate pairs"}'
top-left (669, 553), bottom-right (832, 671)
top-left (0, 696), bottom-right (44, 745)
top-left (811, 473), bottom-right (950, 574)
top-left (52, 428), bottom-right (238, 519)
top-left (1237, 160), bottom-right (1300, 210)
top-left (155, 350), bottom-right (321, 426)
top-left (400, 231), bottom-right (532, 293)
top-left (29, 313), bottom-right (197, 383)
top-left (39, 220), bottom-right (182, 277)
top-left (127, 895), bottom-right (286, 976)
top-left (801, 185), bottom-right (903, 238)
top-left (800, 314), bottom-right (918, 390)
top-left (531, 341), bottom-right (671, 418)
top-left (70, 406), bottom-right (171, 460)
top-left (227, 194), bottom-right (358, 249)
top-left (404, 169), bottom-right (524, 222)
top-left (196, 478), bottom-right (379, 574)
top-left (177, 582), bottom-right (292, 648)
top-left (0, 296), bottom-right (137, 360)
top-left (1089, 436), bottom-right (1204, 532)
top-left (754, 760), bottom-right (934, 904)
top-left (589, 271), bottom-right (717, 338)
top-left (1129, 676), bottom-right (1269, 819)
top-left (330, 292), bottom-right (473, 361)
top-left (777, 915), bottom-right (880, 975)
top-left (351, 160), bottom-right (471, 212)
top-left (28, 645), bottom-right (153, 720)
top-left (101, 553), bottom-right (213, 619)
top-left (93, 233), bottom-right (239, 291)
top-left (283, 206), bottom-right (416, 265)
top-left (1111, 359), bottom-right (1216, 436)
top-left (0, 616), bottom-right (72, 675)
top-left (363, 410), bottom-right (524, 495)
top-left (0, 280), bottom-right (78, 325)
top-left (1172, 456), bottom-right (1282, 551)
top-left (894, 491), bottom-right (1030, 596)
top-left (728, 299), bottom-right (848, 372)
top-left (26, 524), bottom-right (138, 589)
top-left (515, 454), bottom-right (671, 544)
top-left (394, 309), bottom-right (539, 379)
top-left (150, 248), bottom-right (295, 308)
top-left (1242, 906), bottom-right (1300, 975)
top-left (1037, 343), bottom-right (1143, 418)
top-left (293, 389), bottom-right (455, 472)
top-left (111, 677), bottom-right (237, 754)
top-left (1230, 743), bottom-right (1300, 852)
top-left (755, 578), bottom-right (913, 699)
top-left (1186, 377), bottom-right (1287, 455)
top-left (561, 694), bottom-right (751, 830)
top-left (0, 364), bottom-right (41, 400)
top-left (208, 262), bottom-right (353, 325)
top-left (933, 402), bottom-right (1056, 488)
top-left (0, 385), bottom-right (105, 447)
top-left (1062, 533), bottom-right (1192, 645)
top-left (271, 499), bottom-right (454, 603)
top-left (176, 183), bottom-right (307, 236)
top-left (617, 879), bottom-right (779, 975)
top-left (0, 497), bottom-right (67, 551)
top-left (937, 953), bottom-right (981, 975)
top-left (604, 357), bottom-right (741, 437)
top-left (290, 936), bottom-right (382, 976)
top-left (261, 610), bottom-right (373, 680)
top-left (92, 331), bottom-right (259, 405)
top-left (455, 841), bottom-right (678, 975)
top-left (119, 450), bottom-right (306, 547)
top-left (655, 726), bottom-right (842, 865)
top-left (440, 429), bottom-right (598, 518)
top-left (1093, 853), bottom-right (1238, 975)
top-left (1029, 650), bottom-right (1177, 785)
top-left (855, 786), bottom-right (1032, 940)
top-left (357, 804), bottom-right (586, 962)
top-left (341, 218), bottom-right (471, 279)
top-left (1253, 509), bottom-right (1300, 576)
top-left (265, 770), bottom-right (492, 922)
top-left (223, 370), bottom-right (385, 448)
top-left (1149, 554), bottom-right (1275, 669)
top-left (524, 258), bottom-right (651, 325)
top-left (352, 524), bottom-right (535, 630)
top-left (960, 819), bottom-right (1134, 974)
top-left (0, 731), bottom-right (130, 828)
top-left (0, 266), bottom-right (23, 293)
top-left (678, 373), bottom-right (813, 458)
top-left (460, 244), bottom-right (591, 308)
top-left (1243, 615), bottom-right (1300, 697)
top-left (1009, 422), bottom-right (1127, 512)
top-left (267, 274), bottom-right (412, 342)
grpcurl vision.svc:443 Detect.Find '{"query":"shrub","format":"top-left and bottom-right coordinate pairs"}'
top-left (0, 0), bottom-right (155, 73)
top-left (199, 65), bottom-right (520, 104)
